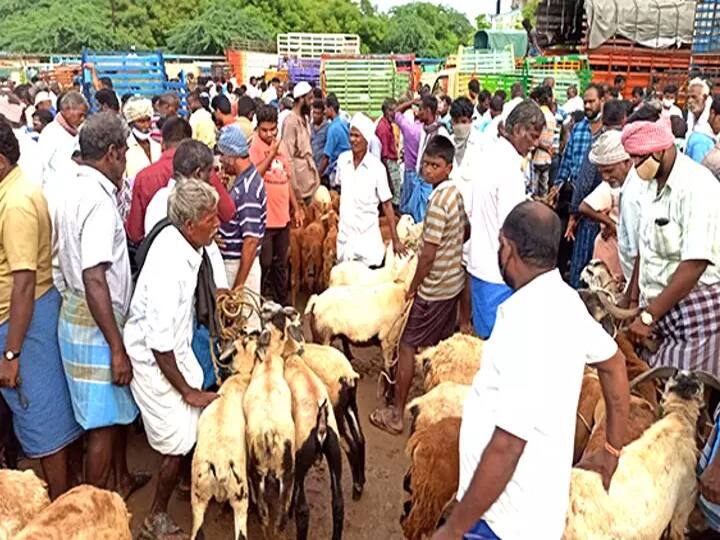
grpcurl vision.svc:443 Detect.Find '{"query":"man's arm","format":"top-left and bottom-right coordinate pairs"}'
top-left (83, 264), bottom-right (132, 385)
top-left (209, 171), bottom-right (236, 223)
top-left (576, 348), bottom-right (629, 490)
top-left (233, 236), bottom-right (260, 289)
top-left (154, 350), bottom-right (217, 408)
top-left (555, 129), bottom-right (575, 185)
top-left (578, 201), bottom-right (616, 231)
top-left (0, 271), bottom-right (35, 388)
top-left (318, 155), bottom-right (330, 177)
top-left (434, 428), bottom-right (526, 538)
top-left (628, 260), bottom-right (708, 343)
top-left (253, 139), bottom-right (280, 176)
top-left (406, 242), bottom-right (437, 299)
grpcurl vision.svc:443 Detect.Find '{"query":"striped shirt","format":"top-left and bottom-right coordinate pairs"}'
top-left (419, 182), bottom-right (468, 301)
top-left (218, 164), bottom-right (267, 260)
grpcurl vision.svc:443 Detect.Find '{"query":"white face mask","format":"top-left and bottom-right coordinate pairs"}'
top-left (132, 126), bottom-right (151, 141)
top-left (663, 98), bottom-right (675, 108)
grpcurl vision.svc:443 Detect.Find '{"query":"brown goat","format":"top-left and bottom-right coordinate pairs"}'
top-left (579, 394), bottom-right (657, 462)
top-left (302, 218), bottom-right (326, 294)
top-left (0, 469), bottom-right (50, 539)
top-left (13, 484), bottom-right (132, 540)
top-left (574, 372), bottom-right (603, 464)
top-left (330, 189), bottom-right (340, 214)
top-left (401, 417), bottom-right (461, 540)
top-left (289, 226), bottom-right (303, 306)
top-left (322, 216), bottom-right (338, 290)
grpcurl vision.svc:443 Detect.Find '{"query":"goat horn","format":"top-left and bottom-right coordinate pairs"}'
top-left (595, 290), bottom-right (640, 321)
top-left (629, 366), bottom-right (679, 390)
top-left (695, 371), bottom-right (720, 393)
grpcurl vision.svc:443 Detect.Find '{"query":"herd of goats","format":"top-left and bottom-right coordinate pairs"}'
top-left (2, 205), bottom-right (720, 540)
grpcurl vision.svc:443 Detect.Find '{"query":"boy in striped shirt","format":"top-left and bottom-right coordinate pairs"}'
top-left (370, 136), bottom-right (470, 435)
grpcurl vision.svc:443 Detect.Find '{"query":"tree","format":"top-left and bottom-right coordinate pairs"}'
top-left (166, 2), bottom-right (274, 55)
top-left (476, 14), bottom-right (492, 31)
top-left (384, 3), bottom-right (473, 57)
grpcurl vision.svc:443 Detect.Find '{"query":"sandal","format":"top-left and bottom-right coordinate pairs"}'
top-left (137, 513), bottom-right (189, 540)
top-left (119, 471), bottom-right (153, 501)
top-left (369, 407), bottom-right (404, 435)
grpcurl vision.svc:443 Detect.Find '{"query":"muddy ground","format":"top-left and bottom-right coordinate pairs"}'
top-left (18, 340), bottom-right (411, 540)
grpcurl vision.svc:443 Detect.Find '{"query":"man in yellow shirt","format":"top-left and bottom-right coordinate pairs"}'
top-left (187, 89), bottom-right (217, 149)
top-left (0, 118), bottom-right (83, 499)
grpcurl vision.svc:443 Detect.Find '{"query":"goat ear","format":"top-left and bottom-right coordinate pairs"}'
top-left (258, 329), bottom-right (272, 348)
top-left (287, 323), bottom-right (305, 344)
top-left (600, 315), bottom-right (616, 337)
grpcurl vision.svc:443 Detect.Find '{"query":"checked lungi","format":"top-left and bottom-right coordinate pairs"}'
top-left (383, 158), bottom-right (402, 207)
top-left (644, 282), bottom-right (720, 376)
top-left (58, 289), bottom-right (139, 430)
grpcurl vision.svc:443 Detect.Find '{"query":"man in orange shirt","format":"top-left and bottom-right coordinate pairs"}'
top-left (250, 105), bottom-right (304, 305)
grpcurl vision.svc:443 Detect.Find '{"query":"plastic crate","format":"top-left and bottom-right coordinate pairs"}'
top-left (322, 56), bottom-right (397, 117)
top-left (457, 46), bottom-right (516, 74)
top-left (693, 0), bottom-right (720, 53)
top-left (525, 55), bottom-right (591, 104)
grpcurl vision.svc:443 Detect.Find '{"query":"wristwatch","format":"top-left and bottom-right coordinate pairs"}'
top-left (4, 351), bottom-right (20, 361)
top-left (640, 311), bottom-right (654, 326)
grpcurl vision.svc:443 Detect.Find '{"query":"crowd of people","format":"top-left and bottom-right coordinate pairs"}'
top-left (1, 65), bottom-right (720, 540)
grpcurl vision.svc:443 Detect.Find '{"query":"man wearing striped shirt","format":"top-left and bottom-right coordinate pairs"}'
top-left (370, 137), bottom-right (469, 435)
top-left (217, 125), bottom-right (267, 330)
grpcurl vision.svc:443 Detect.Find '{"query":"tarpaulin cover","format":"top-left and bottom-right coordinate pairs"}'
top-left (474, 30), bottom-right (529, 59)
top-left (585, 0), bottom-right (696, 49)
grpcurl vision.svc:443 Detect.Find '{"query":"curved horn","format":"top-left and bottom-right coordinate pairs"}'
top-left (695, 371), bottom-right (720, 393)
top-left (596, 290), bottom-right (640, 321)
top-left (629, 366), bottom-right (679, 390)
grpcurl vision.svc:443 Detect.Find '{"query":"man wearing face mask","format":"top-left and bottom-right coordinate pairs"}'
top-left (467, 100), bottom-right (545, 339)
top-left (435, 201), bottom-right (629, 540)
top-left (660, 84), bottom-right (682, 119)
top-left (621, 119), bottom-right (720, 376)
top-left (685, 78), bottom-right (716, 164)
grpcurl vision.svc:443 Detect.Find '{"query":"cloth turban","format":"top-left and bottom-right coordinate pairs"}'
top-left (217, 124), bottom-right (249, 157)
top-left (293, 81), bottom-right (312, 99)
top-left (350, 112), bottom-right (376, 145)
top-left (621, 119), bottom-right (675, 155)
top-left (0, 96), bottom-right (23, 124)
top-left (34, 91), bottom-right (52, 106)
top-left (589, 130), bottom-right (630, 165)
top-left (122, 97), bottom-right (153, 124)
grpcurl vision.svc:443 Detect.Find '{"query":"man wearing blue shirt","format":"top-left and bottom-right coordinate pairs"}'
top-left (319, 94), bottom-right (351, 187)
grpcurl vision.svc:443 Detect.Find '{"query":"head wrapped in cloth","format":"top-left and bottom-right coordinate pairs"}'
top-left (589, 130), bottom-right (630, 165)
top-left (350, 112), bottom-right (376, 145)
top-left (122, 96), bottom-right (153, 125)
top-left (621, 119), bottom-right (675, 156)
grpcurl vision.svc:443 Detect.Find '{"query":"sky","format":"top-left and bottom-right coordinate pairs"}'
top-left (372, 0), bottom-right (510, 22)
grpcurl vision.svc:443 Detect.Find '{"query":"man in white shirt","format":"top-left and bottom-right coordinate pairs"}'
top-left (583, 130), bottom-right (649, 284)
top-left (54, 112), bottom-right (148, 497)
top-left (435, 201), bottom-right (629, 540)
top-left (38, 90), bottom-right (87, 190)
top-left (660, 84), bottom-right (683, 119)
top-left (467, 99), bottom-right (544, 339)
top-left (621, 119), bottom-right (720, 375)
top-left (0, 93), bottom-right (42, 185)
top-left (336, 112), bottom-right (404, 267)
top-left (125, 178), bottom-right (221, 538)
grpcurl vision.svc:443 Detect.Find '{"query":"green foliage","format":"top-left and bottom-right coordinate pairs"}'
top-left (0, 0), bottom-right (473, 56)
top-left (384, 2), bottom-right (474, 57)
top-left (522, 0), bottom-right (541, 26)
top-left (476, 14), bottom-right (492, 31)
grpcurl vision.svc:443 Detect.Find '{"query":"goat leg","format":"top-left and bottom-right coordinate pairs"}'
top-left (324, 428), bottom-right (345, 540)
top-left (346, 390), bottom-right (366, 498)
top-left (230, 491), bottom-right (249, 540)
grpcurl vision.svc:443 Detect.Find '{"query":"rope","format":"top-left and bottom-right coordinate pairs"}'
top-left (576, 411), bottom-right (593, 434)
top-left (376, 298), bottom-right (414, 400)
top-left (210, 287), bottom-right (265, 384)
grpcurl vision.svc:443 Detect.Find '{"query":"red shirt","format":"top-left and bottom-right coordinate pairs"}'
top-left (250, 136), bottom-right (292, 228)
top-left (376, 116), bottom-right (398, 162)
top-left (125, 147), bottom-right (236, 244)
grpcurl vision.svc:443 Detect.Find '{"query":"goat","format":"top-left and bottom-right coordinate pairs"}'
top-left (330, 189), bottom-right (340, 214)
top-left (416, 333), bottom-right (483, 392)
top-left (574, 371), bottom-right (603, 464)
top-left (407, 382), bottom-right (470, 435)
top-left (322, 211), bottom-right (339, 290)
top-left (305, 255), bottom-right (418, 371)
top-left (13, 485), bottom-right (132, 540)
top-left (0, 469), bottom-right (50, 539)
top-left (301, 217), bottom-right (326, 294)
top-left (563, 369), bottom-right (720, 540)
top-left (401, 417), bottom-right (461, 540)
top-left (190, 337), bottom-right (257, 540)
top-left (303, 343), bottom-right (365, 500)
top-left (243, 343), bottom-right (295, 538)
top-left (289, 226), bottom-right (303, 306)
top-left (284, 353), bottom-right (345, 540)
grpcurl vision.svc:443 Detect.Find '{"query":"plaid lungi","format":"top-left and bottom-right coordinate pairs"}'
top-left (645, 282), bottom-right (720, 376)
top-left (383, 158), bottom-right (402, 207)
top-left (58, 290), bottom-right (139, 430)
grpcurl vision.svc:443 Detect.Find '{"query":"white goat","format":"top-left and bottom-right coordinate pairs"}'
top-left (563, 370), bottom-right (718, 540)
top-left (191, 338), bottom-right (256, 540)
